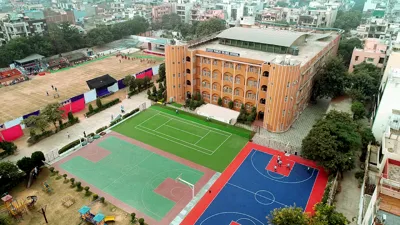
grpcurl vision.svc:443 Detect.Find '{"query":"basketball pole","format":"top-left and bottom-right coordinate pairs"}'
top-left (176, 176), bottom-right (195, 198)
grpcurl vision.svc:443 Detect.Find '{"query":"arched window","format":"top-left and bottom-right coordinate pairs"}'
top-left (260, 98), bottom-right (266, 104)
top-left (263, 71), bottom-right (269, 77)
top-left (186, 80), bottom-right (191, 85)
top-left (186, 69), bottom-right (191, 74)
top-left (186, 56), bottom-right (191, 62)
top-left (261, 85), bottom-right (267, 91)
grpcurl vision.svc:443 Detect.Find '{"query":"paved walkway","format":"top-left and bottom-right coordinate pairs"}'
top-left (2, 91), bottom-right (151, 162)
top-left (335, 169), bottom-right (361, 224)
top-left (253, 98), bottom-right (330, 153)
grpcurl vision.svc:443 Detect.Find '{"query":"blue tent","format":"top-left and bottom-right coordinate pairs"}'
top-left (78, 206), bottom-right (90, 215)
top-left (93, 213), bottom-right (105, 223)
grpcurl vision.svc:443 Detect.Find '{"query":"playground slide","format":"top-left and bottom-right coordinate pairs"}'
top-left (27, 170), bottom-right (35, 188)
top-left (104, 216), bottom-right (115, 222)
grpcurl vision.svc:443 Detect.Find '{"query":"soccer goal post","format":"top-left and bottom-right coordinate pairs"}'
top-left (176, 174), bottom-right (195, 198)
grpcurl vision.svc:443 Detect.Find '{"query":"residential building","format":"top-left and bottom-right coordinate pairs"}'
top-left (165, 26), bottom-right (341, 132)
top-left (372, 53), bottom-right (400, 141)
top-left (0, 13), bottom-right (47, 44)
top-left (111, 0), bottom-right (124, 13)
top-left (44, 9), bottom-right (75, 25)
top-left (175, 2), bottom-right (193, 23)
top-left (152, 3), bottom-right (173, 22)
top-left (360, 112), bottom-right (400, 225)
top-left (298, 6), bottom-right (338, 27)
top-left (190, 8), bottom-right (224, 22)
top-left (348, 38), bottom-right (388, 73)
top-left (355, 18), bottom-right (389, 39)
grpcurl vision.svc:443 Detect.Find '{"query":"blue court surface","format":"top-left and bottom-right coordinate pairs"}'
top-left (195, 149), bottom-right (320, 225)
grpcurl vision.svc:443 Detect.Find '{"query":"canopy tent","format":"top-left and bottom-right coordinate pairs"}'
top-left (14, 54), bottom-right (44, 64)
top-left (86, 74), bottom-right (117, 90)
top-left (196, 104), bottom-right (240, 125)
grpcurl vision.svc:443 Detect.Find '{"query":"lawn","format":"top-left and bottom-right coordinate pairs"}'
top-left (112, 105), bottom-right (250, 172)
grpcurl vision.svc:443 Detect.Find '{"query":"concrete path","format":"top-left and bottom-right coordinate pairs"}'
top-left (335, 169), bottom-right (361, 224)
top-left (2, 91), bottom-right (150, 162)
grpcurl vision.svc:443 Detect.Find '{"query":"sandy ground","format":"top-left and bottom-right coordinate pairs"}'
top-left (4, 167), bottom-right (135, 225)
top-left (0, 52), bottom-right (162, 124)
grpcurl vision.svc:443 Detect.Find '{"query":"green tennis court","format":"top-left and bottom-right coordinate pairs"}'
top-left (112, 105), bottom-right (250, 172)
top-left (60, 136), bottom-right (203, 221)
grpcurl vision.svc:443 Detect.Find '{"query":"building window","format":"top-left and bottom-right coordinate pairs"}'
top-left (285, 96), bottom-right (288, 102)
top-left (213, 95), bottom-right (218, 102)
top-left (245, 103), bottom-right (251, 110)
top-left (173, 74), bottom-right (175, 77)
top-left (235, 77), bottom-right (241, 84)
top-left (213, 72), bottom-right (218, 78)
top-left (355, 56), bottom-right (359, 61)
top-left (186, 56), bottom-right (191, 62)
top-left (379, 57), bottom-right (384, 64)
top-left (173, 85), bottom-right (175, 88)
top-left (235, 89), bottom-right (240, 96)
top-left (237, 64), bottom-right (242, 70)
top-left (213, 60), bottom-right (218, 65)
top-left (263, 71), bottom-right (270, 77)
top-left (366, 57), bottom-right (374, 62)
top-left (283, 110), bottom-right (285, 116)
top-left (178, 84), bottom-right (180, 88)
top-left (224, 98), bottom-right (229, 105)
top-left (287, 82), bottom-right (290, 88)
top-left (178, 73), bottom-right (180, 77)
top-left (213, 84), bottom-right (217, 90)
top-left (234, 101), bottom-right (241, 108)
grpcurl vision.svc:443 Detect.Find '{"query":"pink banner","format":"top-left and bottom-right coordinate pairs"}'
top-left (0, 125), bottom-right (23, 142)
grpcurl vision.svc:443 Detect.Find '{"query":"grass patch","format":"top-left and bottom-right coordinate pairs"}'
top-left (50, 55), bottom-right (111, 73)
top-left (112, 105), bottom-right (249, 172)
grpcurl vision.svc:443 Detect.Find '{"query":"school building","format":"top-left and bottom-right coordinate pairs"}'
top-left (165, 26), bottom-right (341, 132)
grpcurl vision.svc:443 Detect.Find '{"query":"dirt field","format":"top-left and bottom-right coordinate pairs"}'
top-left (0, 52), bottom-right (163, 124)
top-left (3, 167), bottom-right (133, 225)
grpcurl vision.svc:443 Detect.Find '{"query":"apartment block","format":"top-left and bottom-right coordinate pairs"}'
top-left (348, 38), bottom-right (388, 73)
top-left (152, 3), bottom-right (173, 22)
top-left (0, 13), bottom-right (47, 44)
top-left (165, 26), bottom-right (340, 132)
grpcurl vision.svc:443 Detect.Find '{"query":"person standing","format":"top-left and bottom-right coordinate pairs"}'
top-left (83, 131), bottom-right (86, 137)
top-left (67, 132), bottom-right (70, 139)
top-left (51, 85), bottom-right (54, 90)
top-left (46, 91), bottom-right (49, 96)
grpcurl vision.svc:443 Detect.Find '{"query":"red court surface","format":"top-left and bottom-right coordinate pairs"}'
top-left (265, 154), bottom-right (295, 176)
top-left (181, 142), bottom-right (328, 225)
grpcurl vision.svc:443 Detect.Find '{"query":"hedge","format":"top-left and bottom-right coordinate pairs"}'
top-left (110, 118), bottom-right (122, 126)
top-left (122, 108), bottom-right (140, 119)
top-left (28, 130), bottom-right (54, 145)
top-left (95, 126), bottom-right (108, 134)
top-left (86, 98), bottom-right (121, 117)
top-left (58, 139), bottom-right (83, 154)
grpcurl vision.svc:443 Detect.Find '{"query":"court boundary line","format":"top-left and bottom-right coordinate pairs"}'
top-left (180, 142), bottom-right (329, 224)
top-left (136, 125), bottom-right (215, 153)
top-left (147, 108), bottom-right (232, 136)
top-left (134, 112), bottom-right (232, 156)
top-left (180, 141), bottom-right (253, 225)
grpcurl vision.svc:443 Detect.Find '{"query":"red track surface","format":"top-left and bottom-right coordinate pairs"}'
top-left (181, 142), bottom-right (328, 224)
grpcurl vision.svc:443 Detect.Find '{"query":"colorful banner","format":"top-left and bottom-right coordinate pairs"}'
top-left (84, 89), bottom-right (96, 104)
top-left (152, 65), bottom-right (160, 75)
top-left (23, 110), bottom-right (40, 119)
top-left (118, 79), bottom-right (126, 89)
top-left (107, 83), bottom-right (119, 93)
top-left (4, 117), bottom-right (23, 129)
top-left (0, 125), bottom-right (23, 142)
top-left (136, 68), bottom-right (153, 79)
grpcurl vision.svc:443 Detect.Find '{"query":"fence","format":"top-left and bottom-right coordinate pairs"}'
top-left (327, 172), bottom-right (340, 206)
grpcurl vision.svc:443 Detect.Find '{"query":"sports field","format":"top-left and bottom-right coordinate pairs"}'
top-left (54, 133), bottom-right (215, 225)
top-left (127, 52), bottom-right (164, 61)
top-left (182, 143), bottom-right (328, 225)
top-left (112, 105), bottom-right (251, 172)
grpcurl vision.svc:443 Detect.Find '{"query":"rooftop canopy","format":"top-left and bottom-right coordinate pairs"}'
top-left (14, 54), bottom-right (44, 64)
top-left (78, 206), bottom-right (90, 215)
top-left (86, 74), bottom-right (117, 90)
top-left (93, 213), bottom-right (105, 222)
top-left (216, 27), bottom-right (308, 48)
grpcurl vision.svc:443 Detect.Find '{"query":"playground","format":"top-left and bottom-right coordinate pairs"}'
top-left (52, 132), bottom-right (216, 225)
top-left (181, 142), bottom-right (329, 225)
top-left (112, 105), bottom-right (251, 172)
top-left (0, 51), bottom-right (163, 124)
top-left (126, 51), bottom-right (164, 62)
top-left (1, 168), bottom-right (131, 225)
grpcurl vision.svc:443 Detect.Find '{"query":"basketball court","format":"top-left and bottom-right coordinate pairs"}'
top-left (52, 132), bottom-right (215, 225)
top-left (0, 52), bottom-right (163, 124)
top-left (181, 142), bottom-right (328, 225)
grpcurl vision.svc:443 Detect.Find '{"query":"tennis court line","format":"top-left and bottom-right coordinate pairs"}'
top-left (194, 130), bottom-right (211, 145)
top-left (134, 125), bottom-right (214, 155)
top-left (136, 125), bottom-right (215, 153)
top-left (164, 125), bottom-right (204, 138)
top-left (148, 108), bottom-right (232, 136)
top-left (136, 111), bottom-right (161, 127)
top-left (214, 134), bottom-right (232, 151)
top-left (155, 118), bottom-right (172, 131)
top-left (227, 182), bottom-right (288, 207)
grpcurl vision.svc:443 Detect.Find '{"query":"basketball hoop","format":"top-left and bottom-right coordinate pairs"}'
top-left (175, 174), bottom-right (195, 198)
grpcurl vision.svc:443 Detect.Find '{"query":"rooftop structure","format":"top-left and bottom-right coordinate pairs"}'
top-left (348, 38), bottom-right (388, 73)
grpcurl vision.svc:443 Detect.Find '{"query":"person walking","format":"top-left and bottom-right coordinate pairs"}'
top-left (55, 87), bottom-right (58, 92)
top-left (51, 85), bottom-right (54, 90)
top-left (67, 132), bottom-right (70, 139)
top-left (46, 91), bottom-right (49, 96)
top-left (83, 131), bottom-right (86, 137)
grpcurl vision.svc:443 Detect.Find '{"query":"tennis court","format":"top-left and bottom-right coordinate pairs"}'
top-left (53, 133), bottom-right (215, 225)
top-left (112, 105), bottom-right (250, 172)
top-left (181, 142), bottom-right (328, 225)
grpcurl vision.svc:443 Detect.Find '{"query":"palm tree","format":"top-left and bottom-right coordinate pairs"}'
top-left (42, 103), bottom-right (64, 131)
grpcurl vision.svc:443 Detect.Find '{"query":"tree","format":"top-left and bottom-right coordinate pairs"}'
top-left (358, 124), bottom-right (375, 162)
top-left (313, 57), bottom-right (348, 99)
top-left (228, 101), bottom-right (234, 109)
top-left (96, 98), bottom-right (103, 108)
top-left (0, 141), bottom-right (17, 155)
top-left (301, 110), bottom-right (361, 173)
top-left (0, 162), bottom-right (23, 194)
top-left (31, 151), bottom-right (45, 167)
top-left (143, 76), bottom-right (151, 89)
top-left (42, 103), bottom-right (64, 130)
top-left (16, 157), bottom-right (35, 175)
top-left (88, 104), bottom-right (94, 112)
top-left (0, 214), bottom-right (13, 225)
top-left (268, 205), bottom-right (309, 225)
top-left (157, 63), bottom-right (166, 82)
top-left (130, 213), bottom-right (137, 223)
top-left (195, 18), bottom-right (226, 37)
top-left (348, 63), bottom-right (380, 103)
top-left (217, 97), bottom-right (222, 106)
top-left (338, 38), bottom-right (362, 66)
top-left (123, 75), bottom-right (132, 88)
top-left (276, 1), bottom-right (289, 7)
top-left (334, 10), bottom-right (362, 32)
top-left (161, 13), bottom-right (182, 30)
top-left (351, 101), bottom-right (365, 120)
top-left (311, 203), bottom-right (349, 225)
top-left (138, 218), bottom-right (145, 225)
top-left (23, 115), bottom-right (49, 134)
